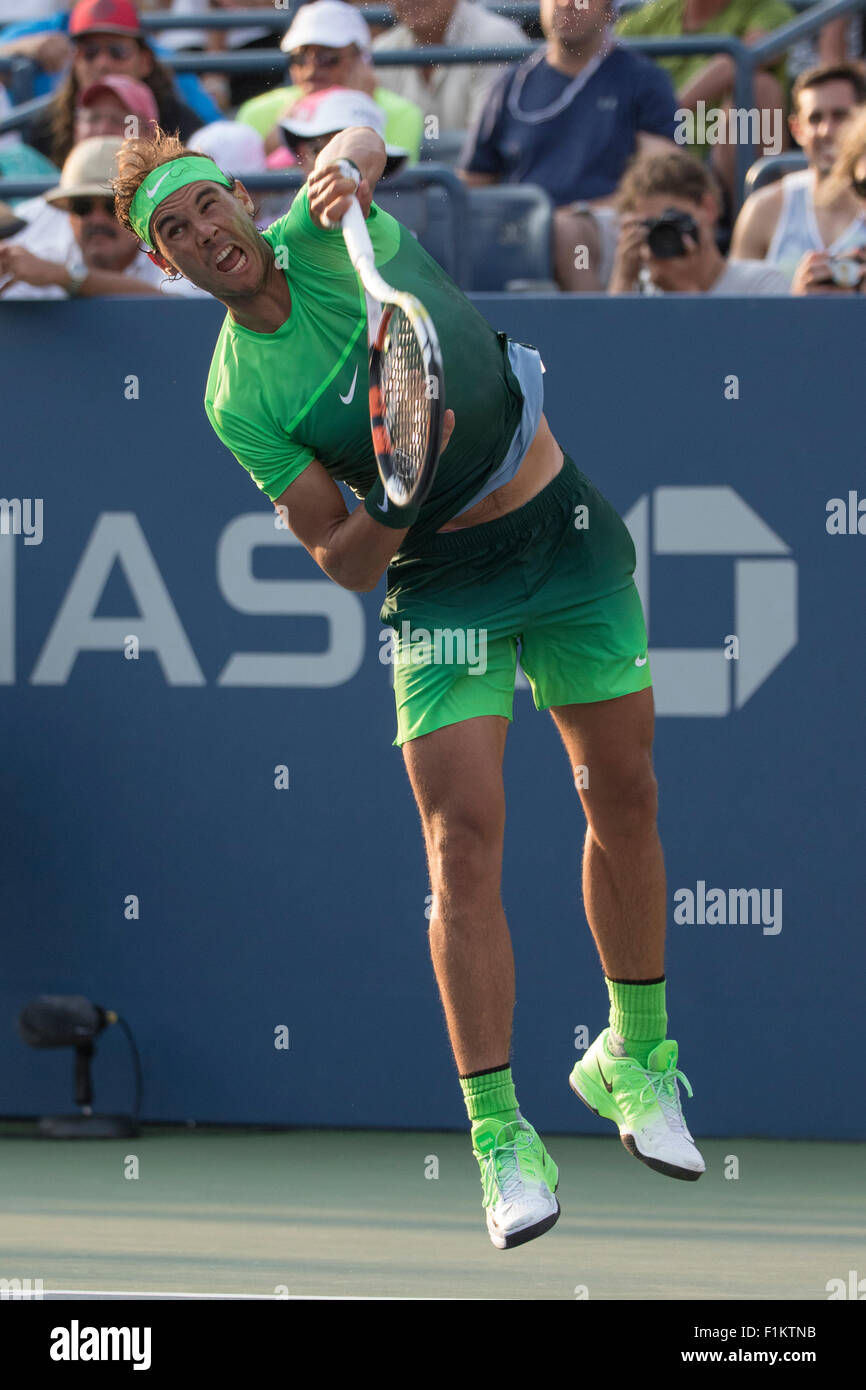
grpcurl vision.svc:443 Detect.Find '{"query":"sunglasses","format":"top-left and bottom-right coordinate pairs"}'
top-left (76, 39), bottom-right (139, 61)
top-left (851, 176), bottom-right (866, 199)
top-left (68, 197), bottom-right (115, 217)
top-left (288, 48), bottom-right (344, 69)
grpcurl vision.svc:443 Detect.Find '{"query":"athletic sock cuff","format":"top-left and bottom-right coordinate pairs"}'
top-left (605, 977), bottom-right (667, 1041)
top-left (459, 1065), bottom-right (518, 1122)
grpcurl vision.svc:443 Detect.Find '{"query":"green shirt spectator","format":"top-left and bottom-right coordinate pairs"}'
top-left (236, 85), bottom-right (424, 165)
top-left (617, 0), bottom-right (795, 95)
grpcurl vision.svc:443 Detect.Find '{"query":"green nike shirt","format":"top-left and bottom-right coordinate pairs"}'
top-left (204, 184), bottom-right (525, 549)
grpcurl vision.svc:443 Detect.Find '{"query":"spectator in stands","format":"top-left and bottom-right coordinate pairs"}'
top-left (730, 63), bottom-right (866, 282)
top-left (0, 3), bottom-right (221, 124)
top-left (616, 0), bottom-right (795, 211)
top-left (76, 71), bottom-right (159, 139)
top-left (236, 1), bottom-right (423, 163)
top-left (791, 103), bottom-right (866, 293)
top-left (608, 147), bottom-right (789, 292)
top-left (0, 197), bottom-right (26, 238)
top-left (10, 75), bottom-right (158, 256)
top-left (372, 0), bottom-right (528, 134)
top-left (0, 68), bottom-right (60, 192)
top-left (5, 0), bottom-right (208, 164)
top-left (459, 0), bottom-right (679, 291)
top-left (343, 0), bottom-right (389, 42)
top-left (194, 0), bottom-right (286, 113)
top-left (0, 133), bottom-right (201, 296)
top-left (279, 87), bottom-right (408, 180)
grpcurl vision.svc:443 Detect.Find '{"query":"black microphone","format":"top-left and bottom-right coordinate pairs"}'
top-left (18, 996), bottom-right (113, 1049)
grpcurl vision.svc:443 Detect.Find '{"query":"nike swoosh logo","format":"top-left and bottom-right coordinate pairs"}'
top-left (597, 1060), bottom-right (614, 1093)
top-left (377, 494), bottom-right (388, 513)
top-left (339, 365), bottom-right (358, 405)
top-left (635, 655), bottom-right (648, 666)
top-left (146, 171), bottom-right (172, 200)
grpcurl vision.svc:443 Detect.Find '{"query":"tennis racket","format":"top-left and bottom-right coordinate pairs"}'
top-left (329, 160), bottom-right (445, 509)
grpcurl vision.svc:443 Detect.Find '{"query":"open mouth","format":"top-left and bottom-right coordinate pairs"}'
top-left (215, 243), bottom-right (248, 274)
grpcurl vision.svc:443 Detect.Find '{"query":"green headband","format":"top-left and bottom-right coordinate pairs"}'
top-left (129, 156), bottom-right (233, 249)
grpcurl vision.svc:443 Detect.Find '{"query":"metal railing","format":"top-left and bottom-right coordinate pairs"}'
top-left (0, 55), bottom-right (38, 106)
top-left (0, 163), bottom-right (476, 284)
top-left (2, 0), bottom-right (865, 208)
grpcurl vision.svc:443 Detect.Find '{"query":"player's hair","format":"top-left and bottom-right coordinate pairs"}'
top-left (616, 150), bottom-right (721, 214)
top-left (112, 126), bottom-right (239, 242)
top-left (791, 61), bottom-right (866, 114)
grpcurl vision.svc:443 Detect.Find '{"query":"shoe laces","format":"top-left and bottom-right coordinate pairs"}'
top-left (633, 1060), bottom-right (694, 1129)
top-left (479, 1120), bottom-right (539, 1203)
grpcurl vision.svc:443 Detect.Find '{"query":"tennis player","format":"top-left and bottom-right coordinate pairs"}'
top-left (114, 124), bottom-right (705, 1251)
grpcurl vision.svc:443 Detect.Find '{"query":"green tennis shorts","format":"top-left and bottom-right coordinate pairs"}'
top-left (380, 453), bottom-right (652, 746)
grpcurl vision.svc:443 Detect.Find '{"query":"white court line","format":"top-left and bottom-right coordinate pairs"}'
top-left (24, 1290), bottom-right (445, 1301)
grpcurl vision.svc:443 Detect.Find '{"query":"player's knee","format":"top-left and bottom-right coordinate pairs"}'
top-left (426, 806), bottom-right (503, 891)
top-left (580, 760), bottom-right (658, 838)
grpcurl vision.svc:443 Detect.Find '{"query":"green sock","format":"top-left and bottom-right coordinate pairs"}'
top-left (460, 1064), bottom-right (518, 1128)
top-left (605, 976), bottom-right (667, 1067)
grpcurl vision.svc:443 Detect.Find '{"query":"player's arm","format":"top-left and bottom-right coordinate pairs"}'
top-left (729, 182), bottom-right (781, 261)
top-left (275, 461), bottom-right (409, 593)
top-left (305, 127), bottom-right (388, 229)
top-left (275, 407), bottom-right (456, 592)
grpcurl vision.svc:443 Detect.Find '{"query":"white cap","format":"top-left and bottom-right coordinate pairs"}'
top-left (280, 1), bottom-right (371, 56)
top-left (279, 87), bottom-right (398, 148)
top-left (190, 121), bottom-right (267, 175)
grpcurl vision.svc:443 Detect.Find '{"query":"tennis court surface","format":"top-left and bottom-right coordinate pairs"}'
top-left (1, 1124), bottom-right (861, 1300)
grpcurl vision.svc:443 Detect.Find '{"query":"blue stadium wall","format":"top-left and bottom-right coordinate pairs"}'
top-left (1, 297), bottom-right (863, 1139)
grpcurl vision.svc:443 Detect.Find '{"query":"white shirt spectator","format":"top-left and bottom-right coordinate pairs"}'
top-left (1, 216), bottom-right (207, 298)
top-left (155, 0), bottom-right (267, 52)
top-left (708, 259), bottom-right (790, 295)
top-left (5, 194), bottom-right (68, 256)
top-left (372, 0), bottom-right (527, 133)
top-left (639, 257), bottom-right (790, 295)
top-left (765, 168), bottom-right (866, 284)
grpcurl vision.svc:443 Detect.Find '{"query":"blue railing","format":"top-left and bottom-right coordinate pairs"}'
top-left (0, 163), bottom-right (476, 284)
top-left (2, 0), bottom-right (865, 208)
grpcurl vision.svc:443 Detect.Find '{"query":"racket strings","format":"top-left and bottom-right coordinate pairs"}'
top-left (379, 308), bottom-right (429, 495)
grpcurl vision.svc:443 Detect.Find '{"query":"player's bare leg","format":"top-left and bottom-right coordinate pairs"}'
top-left (549, 687), bottom-right (664, 978)
top-left (552, 686), bottom-right (705, 1179)
top-left (402, 714), bottom-right (513, 1076)
top-left (403, 713), bottom-right (560, 1246)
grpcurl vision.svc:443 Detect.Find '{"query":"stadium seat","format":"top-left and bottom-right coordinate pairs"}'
top-left (371, 164), bottom-right (471, 286)
top-left (419, 130), bottom-right (469, 167)
top-left (465, 184), bottom-right (556, 291)
top-left (744, 152), bottom-right (809, 195)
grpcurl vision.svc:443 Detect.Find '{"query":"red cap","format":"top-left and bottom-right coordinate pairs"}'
top-left (69, 0), bottom-right (141, 39)
top-left (78, 76), bottom-right (158, 125)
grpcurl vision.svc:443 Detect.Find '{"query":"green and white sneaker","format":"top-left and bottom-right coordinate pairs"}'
top-left (472, 1114), bottom-right (560, 1249)
top-left (569, 1029), bottom-right (705, 1181)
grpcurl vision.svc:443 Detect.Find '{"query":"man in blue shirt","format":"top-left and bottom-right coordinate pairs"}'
top-left (458, 0), bottom-right (678, 289)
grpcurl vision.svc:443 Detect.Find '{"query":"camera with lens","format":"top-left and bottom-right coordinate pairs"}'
top-left (641, 208), bottom-right (700, 258)
top-left (827, 254), bottom-right (864, 288)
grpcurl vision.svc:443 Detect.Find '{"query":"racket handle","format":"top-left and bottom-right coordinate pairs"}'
top-left (340, 197), bottom-right (375, 274)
